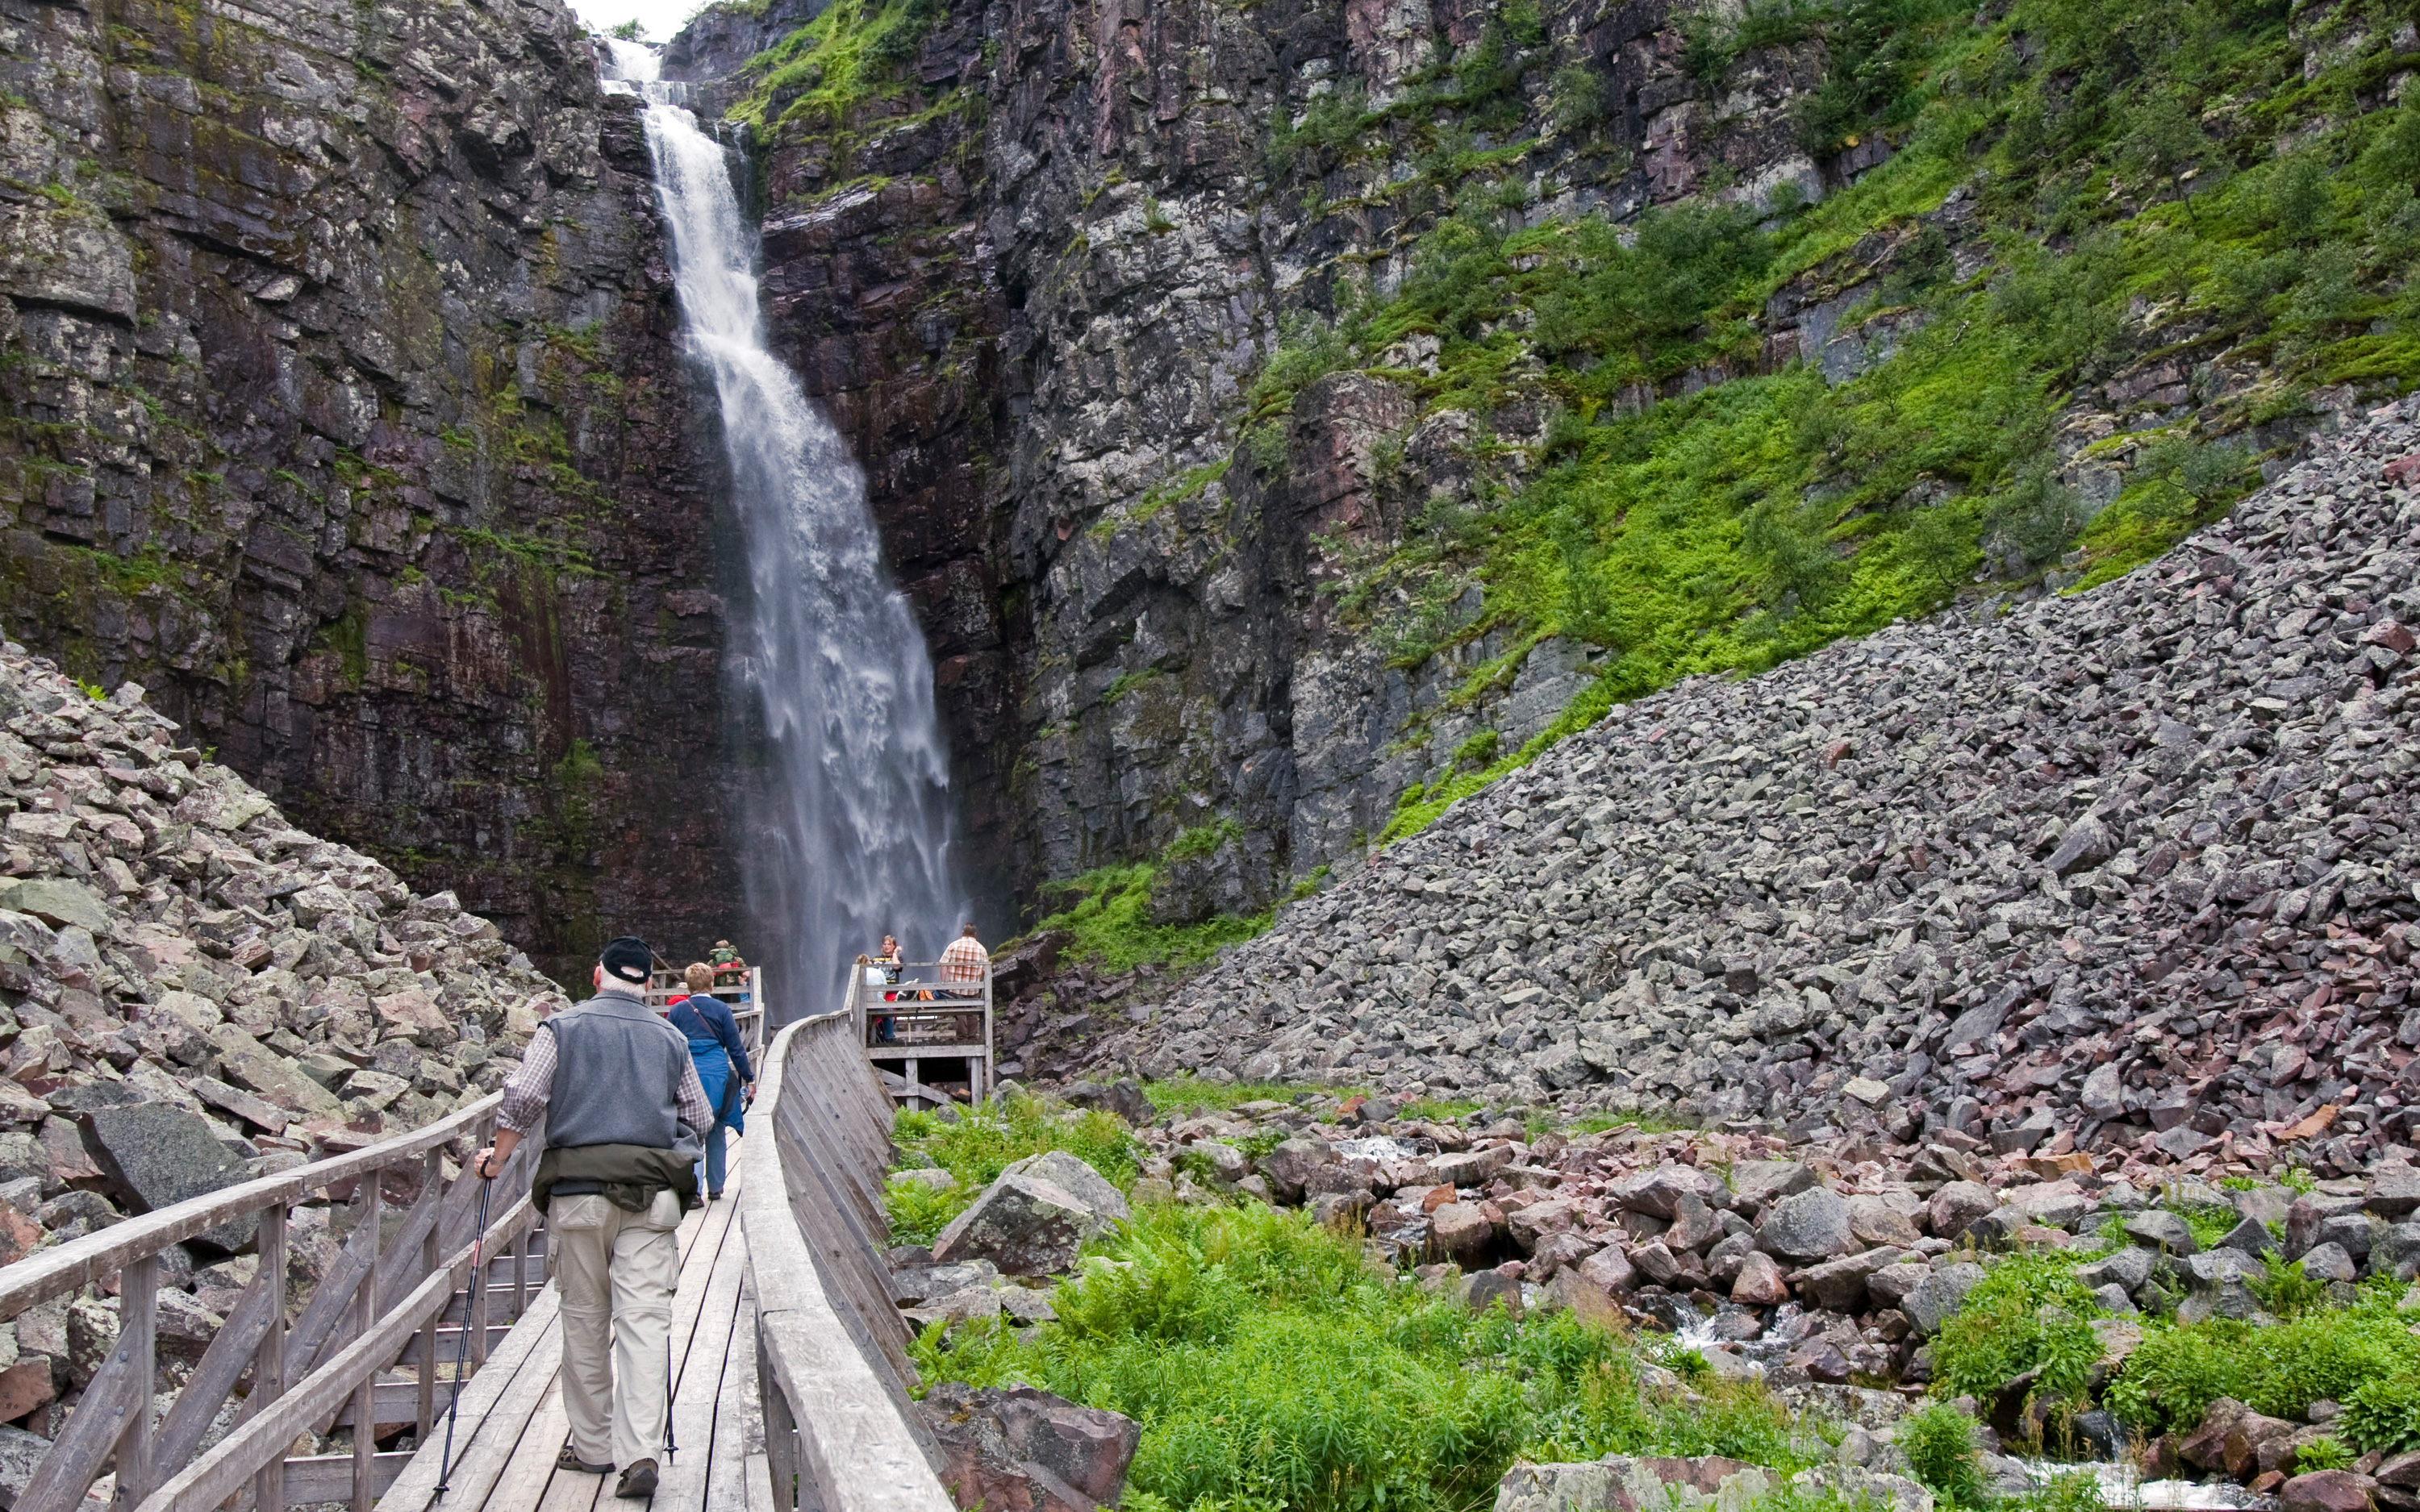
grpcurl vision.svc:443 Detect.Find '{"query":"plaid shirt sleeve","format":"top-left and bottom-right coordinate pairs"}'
top-left (497, 1026), bottom-right (554, 1134)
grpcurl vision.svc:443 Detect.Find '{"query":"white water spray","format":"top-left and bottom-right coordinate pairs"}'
top-left (603, 42), bottom-right (958, 1018)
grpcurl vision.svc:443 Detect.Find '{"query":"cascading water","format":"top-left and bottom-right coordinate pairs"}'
top-left (603, 42), bottom-right (958, 1018)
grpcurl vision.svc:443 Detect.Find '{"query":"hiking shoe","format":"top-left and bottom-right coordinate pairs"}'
top-left (557, 1446), bottom-right (612, 1475)
top-left (615, 1459), bottom-right (658, 1499)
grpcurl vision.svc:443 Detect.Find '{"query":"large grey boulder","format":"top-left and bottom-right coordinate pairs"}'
top-left (1001, 1151), bottom-right (1132, 1226)
top-left (1728, 1160), bottom-right (1816, 1210)
top-left (81, 1101), bottom-right (254, 1250)
top-left (2124, 1210), bottom-right (2200, 1255)
top-left (930, 1175), bottom-right (1102, 1277)
top-left (1901, 1262), bottom-right (1985, 1338)
top-left (1756, 1187), bottom-right (1851, 1263)
top-left (0, 880), bottom-right (109, 935)
top-left (1256, 1137), bottom-right (1337, 1202)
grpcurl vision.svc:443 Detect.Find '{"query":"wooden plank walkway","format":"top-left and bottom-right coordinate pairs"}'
top-left (380, 1143), bottom-right (761, 1512)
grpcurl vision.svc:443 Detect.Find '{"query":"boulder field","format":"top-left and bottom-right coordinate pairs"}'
top-left (1023, 397), bottom-right (2420, 1185)
top-left (0, 632), bottom-right (561, 1453)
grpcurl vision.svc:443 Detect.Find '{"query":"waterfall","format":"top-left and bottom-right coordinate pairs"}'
top-left (603, 41), bottom-right (959, 1019)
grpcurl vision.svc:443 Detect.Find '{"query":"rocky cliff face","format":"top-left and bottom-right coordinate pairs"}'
top-left (0, 0), bottom-right (742, 982)
top-left (666, 0), bottom-right (1805, 926)
top-left (675, 0), bottom-right (2415, 939)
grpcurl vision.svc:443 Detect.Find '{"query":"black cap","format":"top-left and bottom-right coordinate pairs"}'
top-left (601, 936), bottom-right (652, 984)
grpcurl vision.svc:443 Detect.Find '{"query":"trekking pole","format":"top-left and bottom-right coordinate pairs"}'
top-left (665, 1333), bottom-right (678, 1462)
top-left (434, 1166), bottom-right (497, 1500)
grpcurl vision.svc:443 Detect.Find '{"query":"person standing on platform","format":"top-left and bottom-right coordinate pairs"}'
top-left (939, 923), bottom-right (990, 998)
top-left (474, 935), bottom-right (711, 1500)
top-left (667, 961), bottom-right (753, 1200)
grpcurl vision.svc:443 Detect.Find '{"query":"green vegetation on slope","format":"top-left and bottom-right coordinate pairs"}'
top-left (1256, 0), bottom-right (2420, 848)
top-left (726, 0), bottom-right (948, 135)
top-left (1913, 1215), bottom-right (2420, 1459)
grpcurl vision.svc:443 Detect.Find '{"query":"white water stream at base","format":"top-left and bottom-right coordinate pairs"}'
top-left (603, 42), bottom-right (958, 1016)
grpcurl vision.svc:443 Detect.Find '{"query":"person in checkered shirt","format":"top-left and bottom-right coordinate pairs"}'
top-left (938, 923), bottom-right (990, 998)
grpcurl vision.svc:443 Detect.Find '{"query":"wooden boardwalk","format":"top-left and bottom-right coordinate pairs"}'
top-left (378, 1142), bottom-right (770, 1512)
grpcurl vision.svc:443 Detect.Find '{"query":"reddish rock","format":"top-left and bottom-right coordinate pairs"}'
top-left (2282, 1471), bottom-right (2378, 1512)
top-left (1575, 1245), bottom-right (1638, 1295)
top-left (1732, 1252), bottom-right (1789, 1306)
top-left (1430, 1203), bottom-right (1492, 1264)
top-left (0, 1357), bottom-right (53, 1422)
top-left (920, 1382), bottom-right (1140, 1512)
top-left (0, 1208), bottom-right (39, 1268)
top-left (1507, 1198), bottom-right (1577, 1254)
top-left (1527, 1230), bottom-right (1596, 1281)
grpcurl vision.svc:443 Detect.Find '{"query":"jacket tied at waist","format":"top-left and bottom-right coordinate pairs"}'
top-left (535, 1140), bottom-right (703, 1214)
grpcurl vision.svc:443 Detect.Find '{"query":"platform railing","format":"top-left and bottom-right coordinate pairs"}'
top-left (0, 1093), bottom-right (548, 1512)
top-left (849, 956), bottom-right (991, 1104)
top-left (741, 1012), bottom-right (951, 1511)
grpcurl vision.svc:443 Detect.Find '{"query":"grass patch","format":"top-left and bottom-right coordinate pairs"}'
top-left (1142, 1077), bottom-right (1362, 1114)
top-left (883, 1093), bottom-right (1141, 1244)
top-left (1029, 864), bottom-right (1274, 973)
top-left (916, 1202), bottom-right (1829, 1510)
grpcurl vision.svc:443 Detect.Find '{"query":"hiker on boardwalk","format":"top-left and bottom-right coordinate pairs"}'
top-left (938, 923), bottom-right (990, 1000)
top-left (668, 961), bottom-right (753, 1201)
top-left (475, 935), bottom-right (710, 1501)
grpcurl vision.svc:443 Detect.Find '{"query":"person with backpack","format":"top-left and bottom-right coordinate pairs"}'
top-left (666, 961), bottom-right (753, 1201)
top-left (474, 935), bottom-right (709, 1500)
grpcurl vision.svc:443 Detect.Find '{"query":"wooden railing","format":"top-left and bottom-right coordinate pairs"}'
top-left (0, 1093), bottom-right (548, 1512)
top-left (849, 956), bottom-right (991, 1104)
top-left (741, 1013), bottom-right (952, 1511)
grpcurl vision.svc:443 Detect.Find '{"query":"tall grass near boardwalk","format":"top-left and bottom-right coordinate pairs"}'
top-left (914, 1202), bottom-right (1825, 1512)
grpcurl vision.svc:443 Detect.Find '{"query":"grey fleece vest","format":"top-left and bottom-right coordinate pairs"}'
top-left (541, 990), bottom-right (694, 1152)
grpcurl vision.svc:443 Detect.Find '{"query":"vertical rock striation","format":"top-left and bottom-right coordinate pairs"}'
top-left (0, 0), bottom-right (741, 981)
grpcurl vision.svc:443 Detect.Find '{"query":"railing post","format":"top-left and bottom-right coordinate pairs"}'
top-left (417, 1150), bottom-right (440, 1440)
top-left (351, 1176), bottom-right (381, 1512)
top-left (254, 1201), bottom-right (287, 1512)
top-left (110, 1255), bottom-right (157, 1512)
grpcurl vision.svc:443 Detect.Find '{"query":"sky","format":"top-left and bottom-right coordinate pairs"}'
top-left (566, 0), bottom-right (703, 44)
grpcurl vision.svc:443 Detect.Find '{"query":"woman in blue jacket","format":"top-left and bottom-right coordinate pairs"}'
top-left (667, 961), bottom-right (754, 1199)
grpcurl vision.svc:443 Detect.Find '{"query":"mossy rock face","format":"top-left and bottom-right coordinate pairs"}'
top-left (0, 0), bottom-right (745, 984)
top-left (686, 0), bottom-right (2420, 972)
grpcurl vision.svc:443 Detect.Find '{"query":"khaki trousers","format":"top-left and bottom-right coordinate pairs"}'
top-left (549, 1190), bottom-right (682, 1468)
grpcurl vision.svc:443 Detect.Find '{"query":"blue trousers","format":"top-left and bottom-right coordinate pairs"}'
top-left (699, 1114), bottom-right (732, 1195)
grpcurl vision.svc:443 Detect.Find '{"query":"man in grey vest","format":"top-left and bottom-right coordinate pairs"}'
top-left (476, 935), bottom-right (711, 1500)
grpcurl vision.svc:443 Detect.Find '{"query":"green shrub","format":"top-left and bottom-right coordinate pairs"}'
top-left (2105, 1298), bottom-right (2420, 1438)
top-left (1931, 1252), bottom-right (2105, 1407)
top-left (2296, 1435), bottom-right (2355, 1472)
top-left (2249, 1256), bottom-right (2328, 1318)
top-left (2344, 1371), bottom-right (2420, 1455)
top-left (1897, 1400), bottom-right (1987, 1508)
